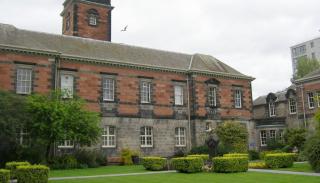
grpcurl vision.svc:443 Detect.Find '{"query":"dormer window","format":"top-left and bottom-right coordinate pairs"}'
top-left (87, 9), bottom-right (99, 26)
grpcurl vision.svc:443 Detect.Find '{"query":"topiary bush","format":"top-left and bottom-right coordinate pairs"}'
top-left (5, 161), bottom-right (30, 179)
top-left (223, 153), bottom-right (248, 158)
top-left (0, 169), bottom-right (10, 183)
top-left (187, 155), bottom-right (209, 163)
top-left (212, 157), bottom-right (248, 173)
top-left (16, 165), bottom-right (49, 183)
top-left (264, 153), bottom-right (296, 168)
top-left (305, 135), bottom-right (320, 172)
top-left (171, 157), bottom-right (203, 173)
top-left (141, 157), bottom-right (167, 171)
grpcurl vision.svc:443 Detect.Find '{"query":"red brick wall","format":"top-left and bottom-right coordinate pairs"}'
top-left (0, 52), bottom-right (253, 120)
top-left (296, 81), bottom-right (320, 117)
top-left (62, 1), bottom-right (112, 41)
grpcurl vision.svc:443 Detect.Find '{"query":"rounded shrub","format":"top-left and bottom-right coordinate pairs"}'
top-left (305, 135), bottom-right (320, 172)
top-left (141, 157), bottom-right (167, 171)
top-left (5, 161), bottom-right (30, 179)
top-left (264, 153), bottom-right (296, 168)
top-left (259, 150), bottom-right (283, 160)
top-left (16, 165), bottom-right (49, 183)
top-left (248, 162), bottom-right (267, 169)
top-left (0, 169), bottom-right (10, 183)
top-left (212, 157), bottom-right (248, 173)
top-left (171, 157), bottom-right (203, 173)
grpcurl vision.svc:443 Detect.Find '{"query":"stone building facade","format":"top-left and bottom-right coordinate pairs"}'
top-left (253, 69), bottom-right (320, 150)
top-left (0, 0), bottom-right (255, 157)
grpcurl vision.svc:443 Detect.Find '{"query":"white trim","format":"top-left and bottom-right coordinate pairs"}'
top-left (140, 126), bottom-right (153, 147)
top-left (175, 127), bottom-right (186, 147)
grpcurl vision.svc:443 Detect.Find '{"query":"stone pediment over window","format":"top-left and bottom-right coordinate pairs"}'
top-left (205, 78), bottom-right (220, 85)
top-left (266, 93), bottom-right (277, 103)
top-left (285, 89), bottom-right (296, 99)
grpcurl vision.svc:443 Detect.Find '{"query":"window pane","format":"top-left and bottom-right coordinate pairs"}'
top-left (141, 82), bottom-right (151, 103)
top-left (174, 85), bottom-right (183, 105)
top-left (208, 87), bottom-right (217, 106)
top-left (103, 78), bottom-right (114, 101)
top-left (234, 90), bottom-right (242, 108)
top-left (61, 74), bottom-right (74, 98)
top-left (16, 68), bottom-right (32, 94)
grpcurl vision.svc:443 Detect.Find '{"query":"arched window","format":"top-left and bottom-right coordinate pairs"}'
top-left (87, 9), bottom-right (99, 26)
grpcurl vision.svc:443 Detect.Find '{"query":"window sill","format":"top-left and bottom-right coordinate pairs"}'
top-left (102, 146), bottom-right (116, 148)
top-left (141, 145), bottom-right (153, 148)
top-left (58, 146), bottom-right (74, 149)
top-left (175, 145), bottom-right (186, 147)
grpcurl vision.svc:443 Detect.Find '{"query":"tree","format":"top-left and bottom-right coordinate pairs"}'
top-left (283, 128), bottom-right (306, 151)
top-left (26, 91), bottom-right (101, 161)
top-left (0, 90), bottom-right (31, 166)
top-left (215, 121), bottom-right (248, 153)
top-left (296, 57), bottom-right (320, 79)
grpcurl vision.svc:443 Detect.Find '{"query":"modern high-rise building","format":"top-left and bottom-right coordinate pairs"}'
top-left (291, 37), bottom-right (320, 76)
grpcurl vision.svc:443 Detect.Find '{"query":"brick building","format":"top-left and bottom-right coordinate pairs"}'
top-left (253, 69), bottom-right (320, 149)
top-left (0, 0), bottom-right (255, 157)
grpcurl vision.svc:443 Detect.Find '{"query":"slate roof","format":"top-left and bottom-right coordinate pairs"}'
top-left (0, 23), bottom-right (253, 80)
top-left (294, 68), bottom-right (320, 84)
top-left (253, 85), bottom-right (296, 106)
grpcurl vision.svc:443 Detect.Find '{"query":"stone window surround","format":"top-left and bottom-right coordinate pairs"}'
top-left (102, 125), bottom-right (116, 148)
top-left (15, 64), bottom-right (34, 95)
top-left (102, 75), bottom-right (116, 102)
top-left (175, 127), bottom-right (186, 147)
top-left (307, 91), bottom-right (315, 109)
top-left (140, 126), bottom-right (153, 148)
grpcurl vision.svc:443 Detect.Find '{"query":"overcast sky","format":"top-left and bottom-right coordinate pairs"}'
top-left (0, 0), bottom-right (319, 99)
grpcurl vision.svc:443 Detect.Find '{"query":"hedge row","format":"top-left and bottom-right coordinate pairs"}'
top-left (16, 165), bottom-right (49, 183)
top-left (0, 169), bottom-right (10, 183)
top-left (187, 155), bottom-right (209, 162)
top-left (223, 153), bottom-right (249, 158)
top-left (171, 157), bottom-right (203, 173)
top-left (5, 161), bottom-right (30, 179)
top-left (141, 157), bottom-right (167, 171)
top-left (265, 153), bottom-right (296, 168)
top-left (212, 157), bottom-right (248, 173)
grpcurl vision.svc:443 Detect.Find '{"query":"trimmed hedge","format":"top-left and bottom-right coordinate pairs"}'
top-left (213, 157), bottom-right (248, 173)
top-left (248, 162), bottom-right (268, 169)
top-left (0, 169), bottom-right (10, 183)
top-left (264, 153), bottom-right (296, 168)
top-left (259, 150), bottom-right (282, 160)
top-left (141, 157), bottom-right (167, 171)
top-left (187, 155), bottom-right (209, 162)
top-left (223, 153), bottom-right (249, 158)
top-left (5, 161), bottom-right (30, 179)
top-left (171, 157), bottom-right (203, 173)
top-left (16, 165), bottom-right (49, 183)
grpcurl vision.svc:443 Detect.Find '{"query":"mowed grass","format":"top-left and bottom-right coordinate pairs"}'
top-left (50, 165), bottom-right (147, 177)
top-left (49, 172), bottom-right (320, 183)
top-left (276, 162), bottom-right (314, 173)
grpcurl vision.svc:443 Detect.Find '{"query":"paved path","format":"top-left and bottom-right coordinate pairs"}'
top-left (249, 169), bottom-right (320, 177)
top-left (49, 170), bottom-right (177, 181)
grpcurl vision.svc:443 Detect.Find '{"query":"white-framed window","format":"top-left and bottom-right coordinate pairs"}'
top-left (208, 87), bottom-right (217, 107)
top-left (61, 74), bottom-right (74, 98)
top-left (307, 92), bottom-right (315, 109)
top-left (140, 126), bottom-right (153, 147)
top-left (175, 127), bottom-right (186, 147)
top-left (174, 85), bottom-right (184, 105)
top-left (234, 89), bottom-right (242, 108)
top-left (16, 128), bottom-right (29, 146)
top-left (103, 78), bottom-right (115, 101)
top-left (89, 14), bottom-right (97, 26)
top-left (289, 98), bottom-right (297, 114)
top-left (269, 101), bottom-right (276, 117)
top-left (16, 68), bottom-right (32, 94)
top-left (141, 81), bottom-right (151, 103)
top-left (317, 91), bottom-right (320, 107)
top-left (269, 130), bottom-right (276, 140)
top-left (102, 126), bottom-right (116, 148)
top-left (58, 140), bottom-right (74, 149)
top-left (260, 130), bottom-right (267, 146)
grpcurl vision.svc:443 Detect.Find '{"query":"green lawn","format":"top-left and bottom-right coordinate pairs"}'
top-left (276, 162), bottom-right (313, 173)
top-left (50, 165), bottom-right (147, 177)
top-left (50, 172), bottom-right (320, 183)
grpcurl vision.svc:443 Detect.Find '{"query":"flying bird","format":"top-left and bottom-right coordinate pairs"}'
top-left (121, 25), bottom-right (128, 32)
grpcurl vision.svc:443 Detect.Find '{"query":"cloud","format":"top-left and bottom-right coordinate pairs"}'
top-left (0, 0), bottom-right (319, 98)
